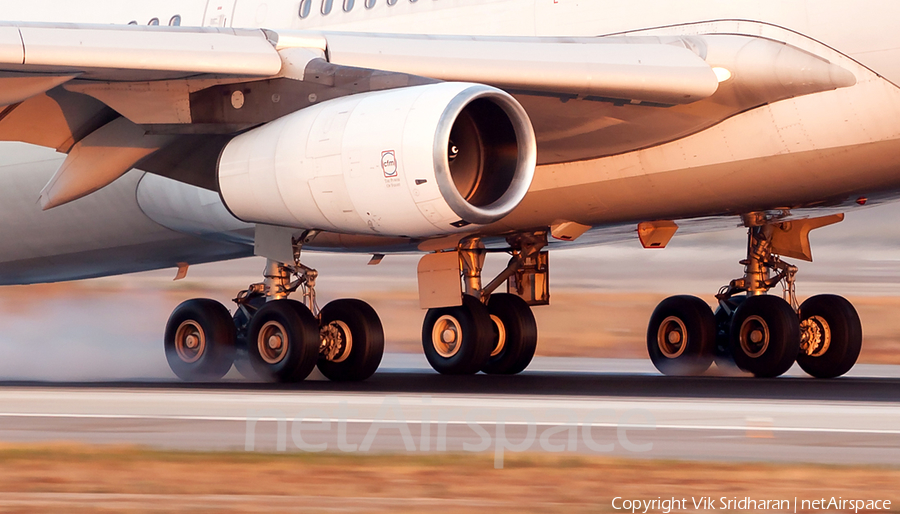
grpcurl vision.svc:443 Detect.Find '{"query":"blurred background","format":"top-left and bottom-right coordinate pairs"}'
top-left (2, 201), bottom-right (900, 381)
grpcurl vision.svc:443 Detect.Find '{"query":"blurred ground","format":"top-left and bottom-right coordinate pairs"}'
top-left (0, 444), bottom-right (896, 513)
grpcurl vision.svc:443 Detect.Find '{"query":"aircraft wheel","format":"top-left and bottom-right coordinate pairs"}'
top-left (646, 295), bottom-right (716, 376)
top-left (422, 295), bottom-right (493, 375)
top-left (729, 295), bottom-right (800, 378)
top-left (797, 295), bottom-right (862, 379)
top-left (317, 299), bottom-right (385, 382)
top-left (481, 293), bottom-right (538, 375)
top-left (247, 299), bottom-right (320, 382)
top-left (164, 299), bottom-right (235, 381)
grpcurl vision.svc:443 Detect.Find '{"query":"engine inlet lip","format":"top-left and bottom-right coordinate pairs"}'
top-left (432, 84), bottom-right (537, 226)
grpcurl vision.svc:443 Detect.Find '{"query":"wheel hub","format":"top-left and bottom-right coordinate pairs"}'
top-left (432, 315), bottom-right (463, 358)
top-left (657, 316), bottom-right (688, 358)
top-left (739, 315), bottom-right (770, 358)
top-left (800, 315), bottom-right (831, 357)
top-left (174, 320), bottom-right (205, 364)
top-left (258, 321), bottom-right (289, 364)
top-left (320, 320), bottom-right (353, 363)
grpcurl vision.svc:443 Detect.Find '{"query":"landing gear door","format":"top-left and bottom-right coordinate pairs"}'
top-left (417, 252), bottom-right (464, 309)
top-left (203, 0), bottom-right (237, 27)
top-left (508, 251), bottom-right (549, 306)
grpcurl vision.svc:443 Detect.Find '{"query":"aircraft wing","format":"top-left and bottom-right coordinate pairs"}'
top-left (0, 23), bottom-right (856, 209)
top-left (320, 32), bottom-right (856, 165)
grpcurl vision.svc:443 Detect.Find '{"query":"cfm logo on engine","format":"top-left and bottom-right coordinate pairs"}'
top-left (381, 150), bottom-right (398, 178)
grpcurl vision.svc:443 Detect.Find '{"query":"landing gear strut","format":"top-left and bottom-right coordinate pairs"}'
top-left (716, 224), bottom-right (802, 378)
top-left (421, 233), bottom-right (545, 376)
top-left (647, 217), bottom-right (861, 379)
top-left (164, 234), bottom-right (384, 382)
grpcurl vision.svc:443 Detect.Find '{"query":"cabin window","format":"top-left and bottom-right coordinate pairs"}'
top-left (387, 0), bottom-right (397, 4)
top-left (148, 17), bottom-right (160, 25)
top-left (299, 0), bottom-right (312, 18)
top-left (322, 0), bottom-right (333, 15)
top-left (127, 20), bottom-right (138, 25)
top-left (343, 0), bottom-right (355, 11)
top-left (168, 14), bottom-right (181, 26)
top-left (365, 0), bottom-right (376, 7)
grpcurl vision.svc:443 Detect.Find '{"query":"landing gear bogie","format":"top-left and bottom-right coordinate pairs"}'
top-left (164, 234), bottom-right (388, 383)
top-left (647, 216), bottom-right (862, 380)
top-left (419, 233), bottom-right (547, 376)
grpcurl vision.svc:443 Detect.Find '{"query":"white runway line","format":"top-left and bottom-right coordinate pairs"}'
top-left (1, 412), bottom-right (899, 435)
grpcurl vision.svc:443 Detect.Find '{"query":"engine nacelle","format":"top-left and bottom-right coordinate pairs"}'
top-left (217, 82), bottom-right (536, 238)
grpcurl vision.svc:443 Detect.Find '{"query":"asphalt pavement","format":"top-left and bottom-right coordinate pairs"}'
top-left (0, 355), bottom-right (898, 467)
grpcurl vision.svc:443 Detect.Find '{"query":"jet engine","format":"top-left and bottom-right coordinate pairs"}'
top-left (217, 82), bottom-right (536, 238)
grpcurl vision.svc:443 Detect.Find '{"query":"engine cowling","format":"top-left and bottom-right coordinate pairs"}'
top-left (217, 82), bottom-right (536, 238)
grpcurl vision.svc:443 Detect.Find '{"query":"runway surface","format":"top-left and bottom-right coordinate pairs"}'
top-left (1, 355), bottom-right (899, 467)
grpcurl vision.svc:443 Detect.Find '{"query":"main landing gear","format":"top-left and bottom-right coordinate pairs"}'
top-left (421, 234), bottom-right (544, 376)
top-left (647, 219), bottom-right (861, 379)
top-left (164, 238), bottom-right (384, 383)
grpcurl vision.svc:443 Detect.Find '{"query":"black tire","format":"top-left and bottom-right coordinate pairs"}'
top-left (247, 299), bottom-right (320, 383)
top-left (729, 295), bottom-right (800, 378)
top-left (232, 297), bottom-right (266, 381)
top-left (646, 295), bottom-right (716, 376)
top-left (481, 294), bottom-right (538, 375)
top-left (164, 299), bottom-right (236, 381)
top-left (422, 295), bottom-right (493, 375)
top-left (713, 295), bottom-right (746, 372)
top-left (317, 299), bottom-right (385, 382)
top-left (797, 295), bottom-right (862, 379)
